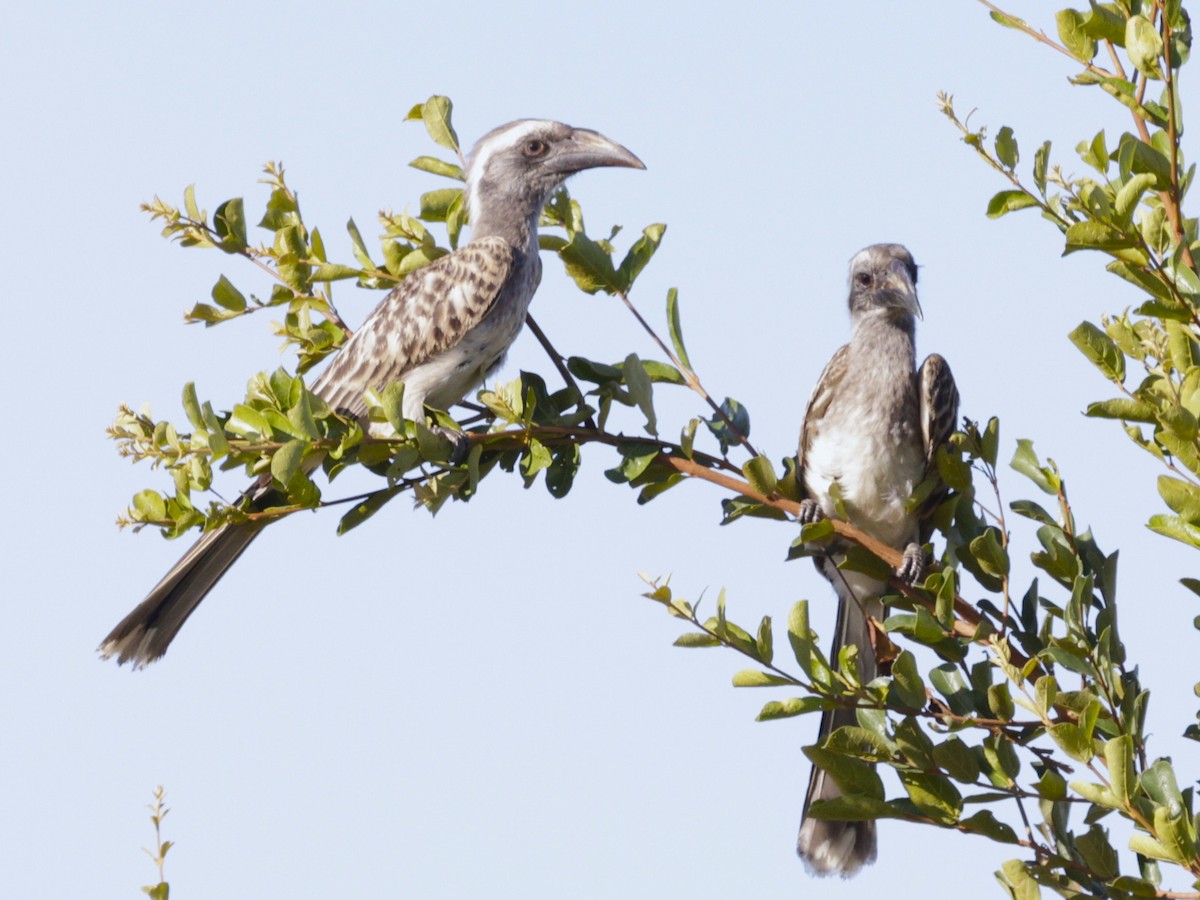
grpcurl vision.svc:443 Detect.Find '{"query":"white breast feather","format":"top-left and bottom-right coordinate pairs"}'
top-left (804, 407), bottom-right (923, 550)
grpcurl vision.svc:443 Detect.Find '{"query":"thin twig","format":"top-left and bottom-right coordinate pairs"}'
top-left (614, 288), bottom-right (760, 458)
top-left (524, 313), bottom-right (597, 429)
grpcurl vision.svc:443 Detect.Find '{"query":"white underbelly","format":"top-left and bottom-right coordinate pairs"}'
top-left (804, 424), bottom-right (922, 549)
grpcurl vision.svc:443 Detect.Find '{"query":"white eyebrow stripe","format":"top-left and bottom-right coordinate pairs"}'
top-left (465, 120), bottom-right (558, 219)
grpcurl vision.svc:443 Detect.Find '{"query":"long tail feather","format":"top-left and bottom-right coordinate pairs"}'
top-left (796, 570), bottom-right (882, 876)
top-left (98, 522), bottom-right (262, 668)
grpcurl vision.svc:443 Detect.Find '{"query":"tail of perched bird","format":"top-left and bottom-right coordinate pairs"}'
top-left (795, 243), bottom-right (958, 876)
top-left (101, 118), bottom-right (644, 668)
top-left (795, 577), bottom-right (883, 875)
top-left (99, 520), bottom-right (264, 667)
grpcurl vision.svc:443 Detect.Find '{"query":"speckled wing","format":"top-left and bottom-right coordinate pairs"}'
top-left (797, 343), bottom-right (851, 489)
top-left (311, 235), bottom-right (516, 419)
top-left (917, 353), bottom-right (959, 475)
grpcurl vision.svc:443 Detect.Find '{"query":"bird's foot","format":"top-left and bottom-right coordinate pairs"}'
top-left (429, 425), bottom-right (472, 465)
top-left (798, 499), bottom-right (825, 525)
top-left (897, 542), bottom-right (926, 586)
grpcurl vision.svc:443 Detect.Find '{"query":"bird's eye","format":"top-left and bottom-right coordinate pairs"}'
top-left (854, 272), bottom-right (872, 288)
top-left (523, 139), bottom-right (548, 158)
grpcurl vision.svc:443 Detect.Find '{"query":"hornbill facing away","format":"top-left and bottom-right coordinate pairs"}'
top-left (100, 119), bottom-right (644, 668)
top-left (795, 243), bottom-right (959, 876)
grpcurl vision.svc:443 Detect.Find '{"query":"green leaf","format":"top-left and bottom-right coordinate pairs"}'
top-left (804, 746), bottom-right (886, 799)
top-left (929, 664), bottom-right (975, 716)
top-left (994, 126), bottom-right (1019, 169)
top-left (705, 397), bottom-right (750, 453)
top-left (742, 456), bottom-right (778, 496)
top-left (270, 438), bottom-right (307, 488)
top-left (558, 230), bottom-right (621, 294)
top-left (1114, 172), bottom-right (1159, 219)
top-left (1157, 475), bottom-right (1200, 525)
top-left (933, 738), bottom-right (981, 783)
top-left (757, 696), bottom-right (829, 721)
top-left (1056, 8), bottom-right (1097, 61)
top-left (419, 188), bottom-right (463, 222)
top-left (1011, 439), bottom-right (1059, 494)
top-left (1085, 397), bottom-right (1157, 422)
top-left (806, 794), bottom-right (895, 821)
top-left (180, 382), bottom-right (205, 433)
top-left (418, 96), bottom-right (460, 151)
top-left (1105, 735), bottom-right (1135, 807)
top-left (640, 359), bottom-right (685, 385)
top-left (616, 223), bottom-right (666, 290)
top-left (899, 771), bottom-right (962, 824)
top-left (311, 263), bottom-right (363, 283)
top-left (888, 715), bottom-right (930, 766)
top-left (622, 353), bottom-right (657, 435)
top-left (1120, 134), bottom-right (1172, 188)
top-left (1129, 830), bottom-right (1177, 863)
top-left (1071, 779), bottom-right (1120, 809)
top-left (825, 725), bottom-right (894, 763)
top-left (345, 218), bottom-right (374, 269)
top-left (986, 190), bottom-right (1039, 218)
top-left (997, 859), bottom-right (1041, 900)
top-left (1033, 140), bottom-right (1051, 193)
top-left (960, 809), bottom-right (1018, 844)
top-left (212, 197), bottom-right (247, 250)
top-left (132, 489), bottom-right (166, 522)
top-left (969, 527), bottom-right (1010, 578)
top-left (889, 650), bottom-right (926, 709)
top-left (989, 11), bottom-right (1026, 29)
top-left (1048, 722), bottom-right (1096, 763)
top-left (1081, 4), bottom-right (1125, 45)
top-left (408, 155), bottom-right (464, 180)
top-left (1110, 876), bottom-right (1162, 897)
top-left (787, 601), bottom-right (826, 684)
top-left (1148, 514), bottom-right (1200, 549)
top-left (1127, 14), bottom-right (1165, 79)
top-left (673, 632), bottom-right (721, 648)
top-left (228, 403), bottom-right (269, 438)
top-left (210, 274), bottom-right (247, 312)
top-left (665, 287), bottom-right (693, 371)
top-left (1063, 221), bottom-right (1138, 255)
top-left (337, 487), bottom-right (402, 534)
top-left (732, 669), bottom-right (791, 687)
top-left (1069, 321), bottom-right (1126, 382)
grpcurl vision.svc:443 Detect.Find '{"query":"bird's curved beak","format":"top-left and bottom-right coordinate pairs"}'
top-left (548, 128), bottom-right (646, 174)
top-left (882, 258), bottom-right (923, 320)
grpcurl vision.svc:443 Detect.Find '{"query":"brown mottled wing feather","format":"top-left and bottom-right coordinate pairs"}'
top-left (918, 353), bottom-right (959, 474)
top-left (311, 235), bottom-right (515, 419)
top-left (797, 343), bottom-right (851, 493)
top-left (916, 353), bottom-right (959, 534)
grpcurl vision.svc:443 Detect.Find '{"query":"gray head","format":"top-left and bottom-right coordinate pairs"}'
top-left (847, 243), bottom-right (922, 322)
top-left (465, 119), bottom-right (644, 236)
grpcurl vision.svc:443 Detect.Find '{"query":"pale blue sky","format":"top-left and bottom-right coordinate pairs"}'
top-left (4, 2), bottom-right (1199, 897)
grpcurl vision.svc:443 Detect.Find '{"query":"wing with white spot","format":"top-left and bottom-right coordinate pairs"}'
top-left (796, 343), bottom-right (850, 493)
top-left (311, 236), bottom-right (516, 419)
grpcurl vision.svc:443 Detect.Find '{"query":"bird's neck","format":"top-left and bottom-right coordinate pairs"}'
top-left (850, 308), bottom-right (917, 356)
top-left (468, 195), bottom-right (541, 251)
top-left (849, 309), bottom-right (912, 376)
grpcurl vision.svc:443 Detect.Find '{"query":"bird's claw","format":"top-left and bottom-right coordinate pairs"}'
top-left (798, 499), bottom-right (825, 526)
top-left (897, 542), bottom-right (926, 586)
top-left (430, 425), bottom-right (471, 465)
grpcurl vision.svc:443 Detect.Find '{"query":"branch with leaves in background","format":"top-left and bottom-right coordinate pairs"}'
top-left (110, 12), bottom-right (1200, 890)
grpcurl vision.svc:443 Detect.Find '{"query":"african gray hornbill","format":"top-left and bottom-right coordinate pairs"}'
top-left (99, 119), bottom-right (644, 668)
top-left (794, 243), bottom-right (959, 876)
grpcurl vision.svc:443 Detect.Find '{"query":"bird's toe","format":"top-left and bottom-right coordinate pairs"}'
top-left (897, 542), bottom-right (926, 586)
top-left (798, 499), bottom-right (825, 525)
